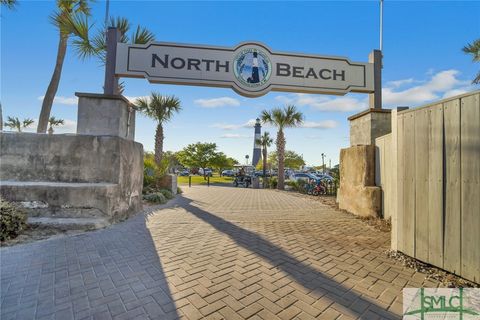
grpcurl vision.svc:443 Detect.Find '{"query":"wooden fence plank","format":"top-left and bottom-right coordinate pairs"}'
top-left (384, 134), bottom-right (392, 221)
top-left (460, 93), bottom-right (480, 282)
top-left (397, 114), bottom-right (405, 253)
top-left (444, 99), bottom-right (461, 274)
top-left (428, 104), bottom-right (444, 268)
top-left (403, 113), bottom-right (416, 257)
top-left (414, 108), bottom-right (430, 263)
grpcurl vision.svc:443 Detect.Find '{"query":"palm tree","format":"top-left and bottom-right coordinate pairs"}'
top-left (37, 6), bottom-right (156, 133)
top-left (255, 131), bottom-right (273, 180)
top-left (135, 93), bottom-right (182, 165)
top-left (261, 105), bottom-right (304, 190)
top-left (48, 116), bottom-right (65, 134)
top-left (463, 39), bottom-right (480, 84)
top-left (37, 0), bottom-right (93, 133)
top-left (4, 116), bottom-right (34, 132)
top-left (90, 17), bottom-right (155, 94)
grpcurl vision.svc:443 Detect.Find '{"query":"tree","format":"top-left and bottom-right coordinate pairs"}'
top-left (255, 131), bottom-right (273, 177)
top-left (37, 0), bottom-right (94, 133)
top-left (89, 17), bottom-right (155, 93)
top-left (463, 39), bottom-right (480, 84)
top-left (211, 153), bottom-right (237, 175)
top-left (268, 150), bottom-right (305, 170)
top-left (135, 93), bottom-right (182, 165)
top-left (37, 9), bottom-right (156, 132)
top-left (261, 105), bottom-right (304, 190)
top-left (48, 116), bottom-right (64, 134)
top-left (4, 116), bottom-right (34, 132)
top-left (177, 142), bottom-right (218, 179)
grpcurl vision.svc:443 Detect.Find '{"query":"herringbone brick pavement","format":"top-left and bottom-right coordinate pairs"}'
top-left (0, 186), bottom-right (441, 319)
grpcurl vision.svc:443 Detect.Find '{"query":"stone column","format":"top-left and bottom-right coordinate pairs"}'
top-left (348, 108), bottom-right (392, 146)
top-left (75, 92), bottom-right (136, 140)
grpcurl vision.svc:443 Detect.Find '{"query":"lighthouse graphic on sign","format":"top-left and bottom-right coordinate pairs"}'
top-left (252, 118), bottom-right (262, 167)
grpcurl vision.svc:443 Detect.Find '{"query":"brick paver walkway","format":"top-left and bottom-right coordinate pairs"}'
top-left (1, 186), bottom-right (440, 319)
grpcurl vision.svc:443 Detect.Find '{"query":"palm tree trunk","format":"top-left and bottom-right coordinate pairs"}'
top-left (154, 123), bottom-right (164, 165)
top-left (37, 32), bottom-right (68, 133)
top-left (262, 147), bottom-right (267, 177)
top-left (276, 130), bottom-right (285, 190)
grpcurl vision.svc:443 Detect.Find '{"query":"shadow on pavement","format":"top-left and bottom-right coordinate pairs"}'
top-left (176, 194), bottom-right (400, 320)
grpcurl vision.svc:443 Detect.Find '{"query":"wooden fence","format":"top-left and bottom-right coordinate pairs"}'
top-left (376, 91), bottom-right (479, 283)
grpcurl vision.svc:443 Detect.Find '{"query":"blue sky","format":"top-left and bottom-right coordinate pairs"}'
top-left (1, 1), bottom-right (479, 166)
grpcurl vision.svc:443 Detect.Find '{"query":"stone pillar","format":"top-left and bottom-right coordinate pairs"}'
top-left (337, 145), bottom-right (381, 217)
top-left (348, 108), bottom-right (392, 146)
top-left (75, 92), bottom-right (136, 140)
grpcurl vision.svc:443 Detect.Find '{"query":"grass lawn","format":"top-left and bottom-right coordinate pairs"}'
top-left (178, 175), bottom-right (234, 185)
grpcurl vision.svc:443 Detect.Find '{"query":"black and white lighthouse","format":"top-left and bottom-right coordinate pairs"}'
top-left (252, 118), bottom-right (262, 167)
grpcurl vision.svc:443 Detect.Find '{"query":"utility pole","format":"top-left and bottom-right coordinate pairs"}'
top-left (329, 159), bottom-right (331, 170)
top-left (321, 153), bottom-right (325, 174)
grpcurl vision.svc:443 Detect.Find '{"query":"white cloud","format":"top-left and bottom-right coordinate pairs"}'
top-left (272, 69), bottom-right (473, 111)
top-left (301, 120), bottom-right (338, 129)
top-left (124, 96), bottom-right (149, 104)
top-left (211, 119), bottom-right (258, 130)
top-left (382, 69), bottom-right (471, 107)
top-left (386, 78), bottom-right (416, 88)
top-left (38, 96), bottom-right (78, 106)
top-left (194, 97), bottom-right (240, 108)
top-left (273, 93), bottom-right (367, 112)
top-left (274, 95), bottom-right (294, 104)
top-left (220, 133), bottom-right (250, 139)
top-left (54, 119), bottom-right (77, 133)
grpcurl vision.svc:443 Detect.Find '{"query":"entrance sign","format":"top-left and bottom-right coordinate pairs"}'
top-left (115, 41), bottom-right (374, 98)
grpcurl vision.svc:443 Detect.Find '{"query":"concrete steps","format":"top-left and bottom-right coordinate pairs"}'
top-left (28, 217), bottom-right (109, 230)
top-left (0, 181), bottom-right (119, 226)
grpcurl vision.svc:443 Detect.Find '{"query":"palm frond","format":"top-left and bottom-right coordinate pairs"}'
top-left (135, 92), bottom-right (181, 123)
top-left (131, 25), bottom-right (155, 44)
top-left (49, 116), bottom-right (65, 126)
top-left (5, 116), bottom-right (21, 131)
top-left (462, 39), bottom-right (480, 61)
top-left (23, 118), bottom-right (34, 128)
top-left (1, 0), bottom-right (18, 10)
top-left (67, 13), bottom-right (96, 60)
top-left (110, 16), bottom-right (130, 43)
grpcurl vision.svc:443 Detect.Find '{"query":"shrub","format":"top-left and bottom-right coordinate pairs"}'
top-left (0, 198), bottom-right (27, 241)
top-left (143, 152), bottom-right (170, 188)
top-left (159, 189), bottom-right (174, 200)
top-left (177, 186), bottom-right (183, 194)
top-left (143, 193), bottom-right (167, 204)
top-left (269, 177), bottom-right (278, 189)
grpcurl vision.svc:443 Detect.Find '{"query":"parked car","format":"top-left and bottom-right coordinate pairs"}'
top-left (178, 169), bottom-right (190, 176)
top-left (313, 173), bottom-right (334, 182)
top-left (198, 168), bottom-right (213, 177)
top-left (221, 170), bottom-right (235, 177)
top-left (291, 172), bottom-right (317, 182)
top-left (253, 171), bottom-right (271, 177)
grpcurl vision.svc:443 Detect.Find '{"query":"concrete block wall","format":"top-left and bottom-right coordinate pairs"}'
top-left (337, 145), bottom-right (382, 217)
top-left (0, 132), bottom-right (143, 221)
